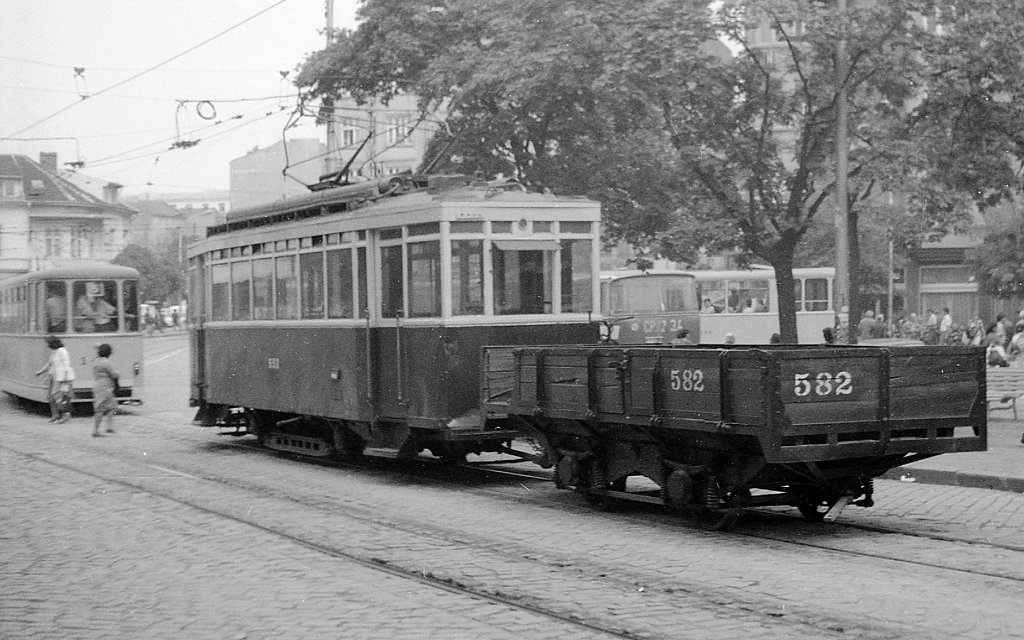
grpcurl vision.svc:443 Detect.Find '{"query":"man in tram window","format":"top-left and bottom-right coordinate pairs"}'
top-left (74, 283), bottom-right (117, 333)
top-left (45, 284), bottom-right (67, 333)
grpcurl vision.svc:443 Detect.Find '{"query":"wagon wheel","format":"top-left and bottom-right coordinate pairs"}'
top-left (795, 491), bottom-right (837, 522)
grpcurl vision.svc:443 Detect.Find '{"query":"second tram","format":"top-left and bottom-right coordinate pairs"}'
top-left (0, 262), bottom-right (144, 405)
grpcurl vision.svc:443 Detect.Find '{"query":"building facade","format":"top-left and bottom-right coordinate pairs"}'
top-left (0, 153), bottom-right (135, 280)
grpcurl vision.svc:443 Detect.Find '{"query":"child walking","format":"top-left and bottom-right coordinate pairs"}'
top-left (92, 343), bottom-right (119, 436)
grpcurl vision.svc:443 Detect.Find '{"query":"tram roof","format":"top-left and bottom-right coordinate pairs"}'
top-left (3, 261), bottom-right (140, 286)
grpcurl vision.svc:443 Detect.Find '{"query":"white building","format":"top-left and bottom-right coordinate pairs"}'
top-left (0, 153), bottom-right (135, 279)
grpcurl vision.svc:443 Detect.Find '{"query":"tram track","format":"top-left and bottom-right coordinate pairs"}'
top-left (6, 414), bottom-right (1024, 640)
top-left (117, 409), bottom-right (1024, 577)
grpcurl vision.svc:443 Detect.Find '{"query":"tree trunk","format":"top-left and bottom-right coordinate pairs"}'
top-left (772, 253), bottom-right (799, 344)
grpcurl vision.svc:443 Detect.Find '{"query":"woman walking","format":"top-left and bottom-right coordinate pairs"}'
top-left (35, 335), bottom-right (75, 423)
top-left (91, 343), bottom-right (119, 436)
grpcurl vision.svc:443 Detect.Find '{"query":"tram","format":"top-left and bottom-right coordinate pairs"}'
top-left (0, 262), bottom-right (144, 405)
top-left (188, 175), bottom-right (601, 460)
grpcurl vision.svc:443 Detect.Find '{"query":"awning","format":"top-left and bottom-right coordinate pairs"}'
top-left (492, 239), bottom-right (562, 251)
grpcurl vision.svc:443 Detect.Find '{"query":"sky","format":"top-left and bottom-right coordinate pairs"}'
top-left (0, 0), bottom-right (360, 197)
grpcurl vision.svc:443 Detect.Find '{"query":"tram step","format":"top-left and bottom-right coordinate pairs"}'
top-left (265, 432), bottom-right (333, 457)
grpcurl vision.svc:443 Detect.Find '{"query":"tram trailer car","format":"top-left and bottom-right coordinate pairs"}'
top-left (189, 175), bottom-right (600, 461)
top-left (0, 262), bottom-right (144, 406)
top-left (482, 343), bottom-right (987, 528)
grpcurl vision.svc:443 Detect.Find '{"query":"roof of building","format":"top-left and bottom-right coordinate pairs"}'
top-left (0, 154), bottom-right (134, 214)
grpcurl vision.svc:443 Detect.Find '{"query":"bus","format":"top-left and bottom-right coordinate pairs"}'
top-left (0, 262), bottom-right (144, 405)
top-left (693, 266), bottom-right (834, 344)
top-left (599, 270), bottom-right (700, 344)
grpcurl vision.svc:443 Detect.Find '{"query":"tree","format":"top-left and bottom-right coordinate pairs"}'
top-left (296, 0), bottom-right (1024, 342)
top-left (112, 244), bottom-right (184, 305)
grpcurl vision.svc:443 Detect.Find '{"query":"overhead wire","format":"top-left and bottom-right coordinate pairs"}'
top-left (1, 0), bottom-right (293, 140)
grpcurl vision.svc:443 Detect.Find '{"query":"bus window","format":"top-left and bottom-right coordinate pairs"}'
top-left (732, 280), bottom-right (770, 313)
top-left (122, 281), bottom-right (139, 332)
top-left (44, 281), bottom-right (67, 333)
top-left (560, 240), bottom-right (592, 313)
top-left (380, 245), bottom-right (404, 318)
top-left (451, 240), bottom-right (484, 316)
top-left (408, 241), bottom-right (441, 317)
top-left (252, 259), bottom-right (273, 320)
top-left (805, 278), bottom-right (830, 311)
top-left (275, 255), bottom-right (298, 320)
top-left (494, 248), bottom-right (551, 315)
top-left (327, 248), bottom-right (354, 318)
top-left (72, 280), bottom-right (119, 333)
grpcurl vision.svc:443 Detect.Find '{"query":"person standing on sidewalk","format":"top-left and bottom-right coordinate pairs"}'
top-left (35, 335), bottom-right (75, 423)
top-left (91, 343), bottom-right (119, 437)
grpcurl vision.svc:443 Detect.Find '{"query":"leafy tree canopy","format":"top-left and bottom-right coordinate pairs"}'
top-left (112, 244), bottom-right (184, 305)
top-left (296, 0), bottom-right (1024, 340)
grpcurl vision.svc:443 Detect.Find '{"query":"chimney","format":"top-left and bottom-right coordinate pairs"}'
top-left (102, 182), bottom-right (123, 204)
top-left (39, 152), bottom-right (58, 171)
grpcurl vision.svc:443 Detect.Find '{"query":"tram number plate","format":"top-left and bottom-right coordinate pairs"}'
top-left (267, 358), bottom-right (280, 370)
top-left (792, 371), bottom-right (852, 398)
top-left (669, 369), bottom-right (705, 392)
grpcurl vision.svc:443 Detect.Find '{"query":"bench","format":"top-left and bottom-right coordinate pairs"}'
top-left (986, 367), bottom-right (1024, 419)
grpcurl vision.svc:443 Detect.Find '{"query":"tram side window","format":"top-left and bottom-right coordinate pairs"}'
top-left (44, 281), bottom-right (68, 333)
top-left (252, 259), bottom-right (273, 320)
top-left (451, 240), bottom-right (484, 316)
top-left (494, 248), bottom-right (551, 315)
top-left (210, 265), bottom-right (230, 321)
top-left (408, 241), bottom-right (440, 317)
top-left (560, 240), bottom-right (592, 313)
top-left (122, 281), bottom-right (139, 332)
top-left (72, 281), bottom-right (119, 332)
top-left (231, 262), bottom-right (251, 320)
top-left (804, 278), bottom-right (829, 311)
top-left (275, 255), bottom-right (298, 320)
top-left (380, 245), bottom-right (404, 318)
top-left (300, 252), bottom-right (325, 319)
top-left (327, 248), bottom-right (354, 319)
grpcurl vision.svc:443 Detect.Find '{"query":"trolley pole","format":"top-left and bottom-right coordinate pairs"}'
top-left (834, 0), bottom-right (852, 343)
top-left (323, 0), bottom-right (339, 178)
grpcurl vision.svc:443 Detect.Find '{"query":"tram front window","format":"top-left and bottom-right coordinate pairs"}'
top-left (72, 281), bottom-right (119, 333)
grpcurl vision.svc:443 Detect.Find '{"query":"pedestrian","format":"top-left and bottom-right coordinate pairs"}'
top-left (858, 310), bottom-right (877, 339)
top-left (723, 332), bottom-right (736, 345)
top-left (91, 343), bottom-right (120, 436)
top-left (939, 307), bottom-right (953, 344)
top-left (822, 327), bottom-right (836, 344)
top-left (769, 333), bottom-right (782, 344)
top-left (34, 335), bottom-right (75, 423)
top-left (986, 331), bottom-right (1010, 368)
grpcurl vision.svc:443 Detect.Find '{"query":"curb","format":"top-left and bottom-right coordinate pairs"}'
top-left (881, 467), bottom-right (1024, 493)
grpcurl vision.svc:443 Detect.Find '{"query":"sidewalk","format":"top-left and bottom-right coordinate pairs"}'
top-left (882, 412), bottom-right (1024, 493)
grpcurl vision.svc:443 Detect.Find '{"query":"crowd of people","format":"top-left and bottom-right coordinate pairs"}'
top-left (843, 307), bottom-right (1024, 367)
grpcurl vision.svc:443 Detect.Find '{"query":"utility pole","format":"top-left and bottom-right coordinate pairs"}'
top-left (834, 0), bottom-right (852, 342)
top-left (323, 0), bottom-right (339, 178)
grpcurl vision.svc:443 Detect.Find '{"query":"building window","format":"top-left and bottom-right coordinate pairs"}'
top-left (45, 227), bottom-right (62, 257)
top-left (0, 178), bottom-right (23, 198)
top-left (385, 114), bottom-right (412, 146)
top-left (70, 226), bottom-right (89, 258)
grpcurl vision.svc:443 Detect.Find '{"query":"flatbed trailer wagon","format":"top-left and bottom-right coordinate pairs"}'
top-left (481, 343), bottom-right (987, 529)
